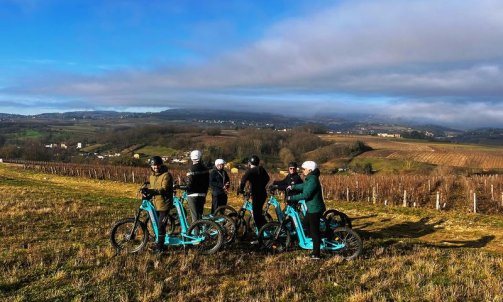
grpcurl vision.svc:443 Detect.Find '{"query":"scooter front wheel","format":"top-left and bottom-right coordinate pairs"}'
top-left (187, 220), bottom-right (223, 255)
top-left (110, 218), bottom-right (148, 254)
top-left (212, 215), bottom-right (237, 245)
top-left (258, 221), bottom-right (291, 254)
top-left (214, 205), bottom-right (238, 222)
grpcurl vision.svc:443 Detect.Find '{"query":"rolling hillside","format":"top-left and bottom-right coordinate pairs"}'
top-left (1, 164), bottom-right (502, 301)
top-left (321, 134), bottom-right (503, 171)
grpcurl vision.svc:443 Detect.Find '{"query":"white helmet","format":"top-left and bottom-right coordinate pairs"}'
top-left (301, 161), bottom-right (317, 171)
top-left (190, 150), bottom-right (202, 161)
top-left (215, 159), bottom-right (225, 166)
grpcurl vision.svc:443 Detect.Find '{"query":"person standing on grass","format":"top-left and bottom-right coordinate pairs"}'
top-left (186, 150), bottom-right (209, 223)
top-left (147, 156), bottom-right (173, 254)
top-left (210, 158), bottom-right (230, 214)
top-left (287, 161), bottom-right (326, 260)
top-left (271, 161), bottom-right (303, 194)
top-left (238, 155), bottom-right (270, 231)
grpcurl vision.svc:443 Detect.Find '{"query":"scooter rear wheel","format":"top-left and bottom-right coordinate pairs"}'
top-left (323, 209), bottom-right (352, 229)
top-left (328, 227), bottom-right (362, 260)
top-left (110, 218), bottom-right (148, 254)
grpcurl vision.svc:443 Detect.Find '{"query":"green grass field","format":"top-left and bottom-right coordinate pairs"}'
top-left (1, 164), bottom-right (502, 301)
top-left (48, 124), bottom-right (101, 135)
top-left (135, 146), bottom-right (178, 157)
top-left (349, 157), bottom-right (436, 174)
top-left (21, 129), bottom-right (44, 138)
top-left (7, 129), bottom-right (45, 140)
top-left (80, 143), bottom-right (107, 153)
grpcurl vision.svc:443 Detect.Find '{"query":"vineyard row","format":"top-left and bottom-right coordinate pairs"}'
top-left (6, 159), bottom-right (503, 215)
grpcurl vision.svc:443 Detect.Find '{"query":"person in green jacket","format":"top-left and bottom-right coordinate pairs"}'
top-left (147, 156), bottom-right (173, 253)
top-left (287, 161), bottom-right (326, 260)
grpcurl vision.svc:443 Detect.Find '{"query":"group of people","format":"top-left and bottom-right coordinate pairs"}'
top-left (146, 150), bottom-right (326, 259)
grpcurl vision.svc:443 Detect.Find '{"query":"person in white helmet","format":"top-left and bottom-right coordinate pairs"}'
top-left (287, 161), bottom-right (326, 260)
top-left (186, 150), bottom-right (209, 223)
top-left (209, 158), bottom-right (230, 213)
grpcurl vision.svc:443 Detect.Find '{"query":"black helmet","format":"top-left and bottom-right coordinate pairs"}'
top-left (288, 161), bottom-right (298, 168)
top-left (149, 156), bottom-right (163, 166)
top-left (249, 155), bottom-right (260, 165)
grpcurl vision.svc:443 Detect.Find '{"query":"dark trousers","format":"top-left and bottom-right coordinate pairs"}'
top-left (188, 196), bottom-right (206, 224)
top-left (252, 194), bottom-right (267, 230)
top-left (305, 212), bottom-right (322, 257)
top-left (156, 210), bottom-right (168, 247)
top-left (211, 193), bottom-right (228, 214)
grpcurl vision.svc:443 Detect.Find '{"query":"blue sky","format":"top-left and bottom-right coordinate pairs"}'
top-left (1, 0), bottom-right (503, 129)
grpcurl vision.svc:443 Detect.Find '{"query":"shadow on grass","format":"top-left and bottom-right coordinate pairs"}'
top-left (351, 214), bottom-right (378, 220)
top-left (357, 217), bottom-right (445, 241)
top-left (423, 235), bottom-right (496, 249)
top-left (357, 216), bottom-right (496, 252)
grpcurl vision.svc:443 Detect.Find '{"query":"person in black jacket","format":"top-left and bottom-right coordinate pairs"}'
top-left (186, 150), bottom-right (209, 223)
top-left (238, 155), bottom-right (270, 230)
top-left (209, 158), bottom-right (230, 213)
top-left (271, 161), bottom-right (303, 193)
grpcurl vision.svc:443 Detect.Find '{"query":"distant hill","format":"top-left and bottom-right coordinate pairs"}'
top-left (0, 113), bottom-right (23, 119)
top-left (33, 110), bottom-right (148, 120)
top-left (452, 128), bottom-right (503, 146)
top-left (2, 109), bottom-right (503, 145)
top-left (154, 109), bottom-right (305, 128)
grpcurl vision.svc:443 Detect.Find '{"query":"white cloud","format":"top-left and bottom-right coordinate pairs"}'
top-left (2, 0), bottom-right (503, 127)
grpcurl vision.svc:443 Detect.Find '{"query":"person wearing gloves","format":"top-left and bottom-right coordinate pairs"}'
top-left (238, 155), bottom-right (270, 230)
top-left (209, 158), bottom-right (231, 213)
top-left (287, 161), bottom-right (326, 260)
top-left (186, 150), bottom-right (209, 223)
top-left (147, 156), bottom-right (173, 253)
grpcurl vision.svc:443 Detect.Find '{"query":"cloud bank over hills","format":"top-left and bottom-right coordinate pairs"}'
top-left (1, 0), bottom-right (503, 128)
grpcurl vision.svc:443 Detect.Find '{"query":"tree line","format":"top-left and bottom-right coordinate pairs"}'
top-left (0, 123), bottom-right (371, 171)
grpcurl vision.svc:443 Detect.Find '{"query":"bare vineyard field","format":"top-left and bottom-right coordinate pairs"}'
top-left (7, 160), bottom-right (503, 215)
top-left (7, 159), bottom-right (189, 185)
top-left (320, 174), bottom-right (503, 215)
top-left (321, 134), bottom-right (503, 169)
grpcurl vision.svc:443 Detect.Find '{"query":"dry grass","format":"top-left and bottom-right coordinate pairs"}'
top-left (1, 165), bottom-right (502, 301)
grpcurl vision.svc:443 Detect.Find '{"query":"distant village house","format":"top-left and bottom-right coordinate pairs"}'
top-left (377, 133), bottom-right (401, 138)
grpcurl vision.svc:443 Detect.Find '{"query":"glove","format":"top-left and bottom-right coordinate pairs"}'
top-left (140, 188), bottom-right (158, 196)
top-left (140, 188), bottom-right (150, 198)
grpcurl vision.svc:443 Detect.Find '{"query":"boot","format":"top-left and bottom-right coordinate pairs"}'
top-left (151, 236), bottom-right (166, 254)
